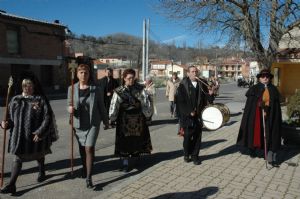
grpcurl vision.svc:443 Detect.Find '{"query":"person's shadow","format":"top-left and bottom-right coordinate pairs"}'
top-left (277, 145), bottom-right (300, 167)
top-left (150, 186), bottom-right (219, 199)
top-left (92, 139), bottom-right (226, 190)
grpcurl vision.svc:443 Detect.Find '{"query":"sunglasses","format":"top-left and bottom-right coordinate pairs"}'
top-left (260, 74), bottom-right (270, 78)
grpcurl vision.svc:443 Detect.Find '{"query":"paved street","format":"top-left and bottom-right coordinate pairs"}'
top-left (0, 82), bottom-right (299, 199)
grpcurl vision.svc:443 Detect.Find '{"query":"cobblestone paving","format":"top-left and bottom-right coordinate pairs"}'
top-left (104, 121), bottom-right (300, 199)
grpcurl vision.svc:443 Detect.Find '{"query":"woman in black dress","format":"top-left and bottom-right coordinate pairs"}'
top-left (0, 73), bottom-right (58, 194)
top-left (109, 69), bottom-right (153, 172)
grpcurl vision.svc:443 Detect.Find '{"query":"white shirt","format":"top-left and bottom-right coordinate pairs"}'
top-left (191, 81), bottom-right (197, 88)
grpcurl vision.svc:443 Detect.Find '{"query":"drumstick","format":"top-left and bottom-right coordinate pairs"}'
top-left (202, 119), bottom-right (214, 124)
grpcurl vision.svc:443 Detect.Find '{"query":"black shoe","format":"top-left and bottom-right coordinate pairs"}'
top-left (80, 168), bottom-right (87, 179)
top-left (249, 149), bottom-right (256, 158)
top-left (192, 157), bottom-right (201, 165)
top-left (37, 171), bottom-right (46, 183)
top-left (0, 184), bottom-right (16, 194)
top-left (271, 161), bottom-right (280, 167)
top-left (86, 178), bottom-right (94, 189)
top-left (184, 156), bottom-right (191, 163)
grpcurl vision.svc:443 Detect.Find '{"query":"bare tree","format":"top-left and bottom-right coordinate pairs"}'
top-left (157, 0), bottom-right (300, 68)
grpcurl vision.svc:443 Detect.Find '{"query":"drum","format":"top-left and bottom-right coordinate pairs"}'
top-left (201, 103), bottom-right (230, 130)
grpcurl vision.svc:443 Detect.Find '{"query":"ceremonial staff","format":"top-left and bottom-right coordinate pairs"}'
top-left (68, 60), bottom-right (78, 175)
top-left (0, 76), bottom-right (13, 187)
top-left (262, 105), bottom-right (268, 169)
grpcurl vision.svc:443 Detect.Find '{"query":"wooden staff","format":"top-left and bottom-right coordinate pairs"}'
top-left (68, 60), bottom-right (78, 175)
top-left (1, 76), bottom-right (13, 187)
top-left (262, 106), bottom-right (268, 169)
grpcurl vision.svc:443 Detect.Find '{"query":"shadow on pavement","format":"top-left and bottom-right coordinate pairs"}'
top-left (12, 172), bottom-right (69, 197)
top-left (150, 119), bottom-right (178, 126)
top-left (224, 121), bottom-right (238, 126)
top-left (149, 186), bottom-right (219, 199)
top-left (278, 145), bottom-right (300, 166)
top-left (230, 112), bottom-right (242, 117)
top-left (4, 139), bottom-right (228, 193)
top-left (92, 139), bottom-right (227, 189)
top-left (201, 144), bottom-right (239, 162)
top-left (215, 96), bottom-right (234, 99)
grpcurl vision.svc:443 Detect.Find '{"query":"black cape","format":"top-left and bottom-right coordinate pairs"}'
top-left (237, 82), bottom-right (282, 152)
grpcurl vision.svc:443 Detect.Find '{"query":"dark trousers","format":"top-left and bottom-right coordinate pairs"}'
top-left (183, 124), bottom-right (202, 158)
top-left (170, 101), bottom-right (176, 115)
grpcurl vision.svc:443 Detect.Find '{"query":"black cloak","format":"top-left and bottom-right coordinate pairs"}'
top-left (237, 82), bottom-right (282, 152)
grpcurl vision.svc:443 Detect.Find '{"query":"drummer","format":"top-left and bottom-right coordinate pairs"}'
top-left (176, 66), bottom-right (214, 165)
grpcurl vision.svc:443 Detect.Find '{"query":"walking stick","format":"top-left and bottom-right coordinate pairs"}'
top-left (262, 107), bottom-right (268, 169)
top-left (68, 60), bottom-right (78, 175)
top-left (1, 76), bottom-right (13, 187)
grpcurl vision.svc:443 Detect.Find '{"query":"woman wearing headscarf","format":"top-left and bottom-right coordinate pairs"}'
top-left (0, 72), bottom-right (58, 195)
top-left (109, 69), bottom-right (153, 172)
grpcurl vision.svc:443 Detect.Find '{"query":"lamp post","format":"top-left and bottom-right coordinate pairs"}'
top-left (171, 59), bottom-right (174, 74)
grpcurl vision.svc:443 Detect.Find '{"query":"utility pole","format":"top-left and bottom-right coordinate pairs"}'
top-left (146, 19), bottom-right (149, 80)
top-left (142, 18), bottom-right (149, 82)
top-left (142, 19), bottom-right (146, 81)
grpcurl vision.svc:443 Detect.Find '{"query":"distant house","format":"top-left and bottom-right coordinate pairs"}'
top-left (0, 10), bottom-right (68, 103)
top-left (98, 57), bottom-right (135, 68)
top-left (272, 27), bottom-right (300, 101)
top-left (166, 64), bottom-right (186, 79)
top-left (149, 60), bottom-right (171, 77)
top-left (196, 63), bottom-right (217, 79)
top-left (218, 58), bottom-right (249, 80)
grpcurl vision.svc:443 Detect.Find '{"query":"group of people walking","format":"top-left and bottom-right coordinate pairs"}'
top-left (0, 58), bottom-right (282, 194)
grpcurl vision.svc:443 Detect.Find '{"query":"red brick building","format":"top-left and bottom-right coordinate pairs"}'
top-left (0, 11), bottom-right (69, 102)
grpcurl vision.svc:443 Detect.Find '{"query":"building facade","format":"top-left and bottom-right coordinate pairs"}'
top-left (272, 27), bottom-right (300, 101)
top-left (217, 58), bottom-right (249, 80)
top-left (0, 11), bottom-right (68, 102)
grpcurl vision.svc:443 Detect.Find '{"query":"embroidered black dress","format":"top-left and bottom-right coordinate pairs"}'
top-left (109, 84), bottom-right (153, 157)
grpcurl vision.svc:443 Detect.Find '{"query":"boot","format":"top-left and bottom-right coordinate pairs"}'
top-left (1, 157), bottom-right (22, 194)
top-left (86, 178), bottom-right (94, 189)
top-left (37, 158), bottom-right (46, 182)
top-left (0, 184), bottom-right (16, 194)
top-left (191, 156), bottom-right (201, 165)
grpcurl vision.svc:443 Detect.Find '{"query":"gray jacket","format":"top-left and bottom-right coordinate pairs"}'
top-left (67, 83), bottom-right (108, 129)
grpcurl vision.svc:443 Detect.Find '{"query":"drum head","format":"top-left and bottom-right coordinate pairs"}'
top-left (202, 106), bottom-right (224, 130)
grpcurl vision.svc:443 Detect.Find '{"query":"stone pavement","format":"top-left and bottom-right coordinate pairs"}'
top-left (96, 115), bottom-right (300, 199)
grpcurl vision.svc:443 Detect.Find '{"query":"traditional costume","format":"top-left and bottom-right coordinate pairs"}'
top-left (237, 70), bottom-right (282, 165)
top-left (109, 83), bottom-right (153, 158)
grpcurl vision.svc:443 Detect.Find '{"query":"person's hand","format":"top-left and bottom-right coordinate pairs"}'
top-left (68, 106), bottom-right (74, 114)
top-left (33, 134), bottom-right (40, 142)
top-left (107, 92), bottom-right (111, 96)
top-left (208, 88), bottom-right (214, 95)
top-left (190, 111), bottom-right (196, 117)
top-left (1, 121), bottom-right (8, 129)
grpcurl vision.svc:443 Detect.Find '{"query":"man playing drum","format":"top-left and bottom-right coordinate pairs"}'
top-left (176, 66), bottom-right (214, 165)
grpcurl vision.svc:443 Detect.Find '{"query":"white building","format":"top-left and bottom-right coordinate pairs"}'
top-left (249, 61), bottom-right (259, 78)
top-left (166, 64), bottom-right (186, 79)
top-left (98, 57), bottom-right (132, 67)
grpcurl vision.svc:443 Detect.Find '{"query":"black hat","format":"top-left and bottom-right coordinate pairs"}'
top-left (256, 69), bottom-right (274, 79)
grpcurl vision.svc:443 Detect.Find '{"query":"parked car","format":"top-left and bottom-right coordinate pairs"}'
top-left (237, 78), bottom-right (250, 88)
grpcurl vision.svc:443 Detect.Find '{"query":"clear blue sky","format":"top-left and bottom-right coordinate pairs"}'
top-left (0, 0), bottom-right (219, 47)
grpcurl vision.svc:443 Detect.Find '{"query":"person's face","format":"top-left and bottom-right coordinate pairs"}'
top-left (172, 75), bottom-right (177, 80)
top-left (22, 83), bottom-right (34, 96)
top-left (124, 74), bottom-right (135, 86)
top-left (106, 70), bottom-right (112, 77)
top-left (77, 67), bottom-right (90, 84)
top-left (259, 74), bottom-right (270, 85)
top-left (188, 67), bottom-right (198, 81)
